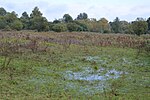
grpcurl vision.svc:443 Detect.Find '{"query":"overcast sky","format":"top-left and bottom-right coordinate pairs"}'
top-left (0, 0), bottom-right (150, 22)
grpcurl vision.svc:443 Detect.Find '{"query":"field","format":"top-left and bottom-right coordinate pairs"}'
top-left (0, 31), bottom-right (150, 100)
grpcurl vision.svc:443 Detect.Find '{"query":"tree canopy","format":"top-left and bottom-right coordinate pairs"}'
top-left (30, 7), bottom-right (49, 31)
top-left (63, 14), bottom-right (73, 23)
top-left (0, 6), bottom-right (149, 35)
top-left (76, 13), bottom-right (88, 20)
top-left (131, 18), bottom-right (148, 36)
top-left (0, 7), bottom-right (7, 16)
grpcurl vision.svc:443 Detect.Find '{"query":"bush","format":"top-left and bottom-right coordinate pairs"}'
top-left (4, 25), bottom-right (11, 31)
top-left (132, 19), bottom-right (148, 36)
top-left (67, 23), bottom-right (80, 32)
top-left (11, 20), bottom-right (23, 31)
top-left (52, 23), bottom-right (67, 32)
top-left (0, 16), bottom-right (7, 29)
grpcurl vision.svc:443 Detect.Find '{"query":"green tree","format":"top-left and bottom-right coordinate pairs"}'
top-left (63, 14), bottom-right (73, 23)
top-left (30, 16), bottom-right (49, 32)
top-left (0, 8), bottom-right (7, 29)
top-left (53, 19), bottom-right (61, 24)
top-left (88, 20), bottom-right (100, 32)
top-left (20, 12), bottom-right (30, 29)
top-left (30, 7), bottom-right (49, 31)
top-left (5, 11), bottom-right (18, 24)
top-left (67, 22), bottom-right (80, 32)
top-left (0, 7), bottom-right (7, 16)
top-left (10, 20), bottom-right (23, 31)
top-left (147, 17), bottom-right (150, 31)
top-left (76, 13), bottom-right (88, 20)
top-left (3, 11), bottom-right (19, 30)
top-left (74, 20), bottom-right (89, 31)
top-left (30, 6), bottom-right (42, 18)
top-left (110, 17), bottom-right (121, 33)
top-left (120, 21), bottom-right (130, 33)
top-left (132, 18), bottom-right (148, 36)
top-left (52, 23), bottom-right (67, 32)
top-left (0, 16), bottom-right (7, 29)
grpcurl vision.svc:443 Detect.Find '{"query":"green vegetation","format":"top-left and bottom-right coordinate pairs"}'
top-left (0, 4), bottom-right (150, 100)
top-left (0, 6), bottom-right (150, 35)
top-left (132, 18), bottom-right (148, 36)
top-left (52, 23), bottom-right (67, 32)
top-left (0, 31), bottom-right (150, 99)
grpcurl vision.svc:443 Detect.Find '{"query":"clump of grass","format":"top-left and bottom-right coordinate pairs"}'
top-left (93, 66), bottom-right (99, 70)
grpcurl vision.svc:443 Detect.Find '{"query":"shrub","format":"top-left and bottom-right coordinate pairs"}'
top-left (11, 20), bottom-right (23, 31)
top-left (67, 23), bottom-right (80, 32)
top-left (52, 23), bottom-right (67, 32)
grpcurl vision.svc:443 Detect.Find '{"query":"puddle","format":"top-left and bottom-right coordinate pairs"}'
top-left (83, 56), bottom-right (110, 65)
top-left (64, 67), bottom-right (125, 81)
top-left (85, 56), bottom-right (99, 62)
top-left (24, 55), bottom-right (148, 95)
top-left (27, 56), bottom-right (129, 95)
top-left (63, 66), bottom-right (127, 95)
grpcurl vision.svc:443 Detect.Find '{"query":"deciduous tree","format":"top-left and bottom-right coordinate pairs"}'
top-left (30, 7), bottom-right (49, 31)
top-left (76, 13), bottom-right (88, 20)
top-left (110, 17), bottom-right (121, 33)
top-left (0, 7), bottom-right (7, 16)
top-left (147, 17), bottom-right (150, 31)
top-left (63, 14), bottom-right (73, 23)
top-left (10, 20), bottom-right (23, 31)
top-left (20, 12), bottom-right (30, 29)
top-left (52, 23), bottom-right (67, 32)
top-left (0, 16), bottom-right (7, 29)
top-left (98, 18), bottom-right (110, 33)
top-left (132, 18), bottom-right (148, 36)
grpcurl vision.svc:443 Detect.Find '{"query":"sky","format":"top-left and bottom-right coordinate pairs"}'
top-left (0, 0), bottom-right (150, 22)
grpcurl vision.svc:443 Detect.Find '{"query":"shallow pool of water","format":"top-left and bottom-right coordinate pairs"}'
top-left (64, 67), bottom-right (125, 81)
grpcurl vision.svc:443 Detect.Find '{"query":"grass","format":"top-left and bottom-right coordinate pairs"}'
top-left (0, 31), bottom-right (150, 100)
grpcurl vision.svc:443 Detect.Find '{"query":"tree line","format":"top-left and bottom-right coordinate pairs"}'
top-left (0, 6), bottom-right (150, 36)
